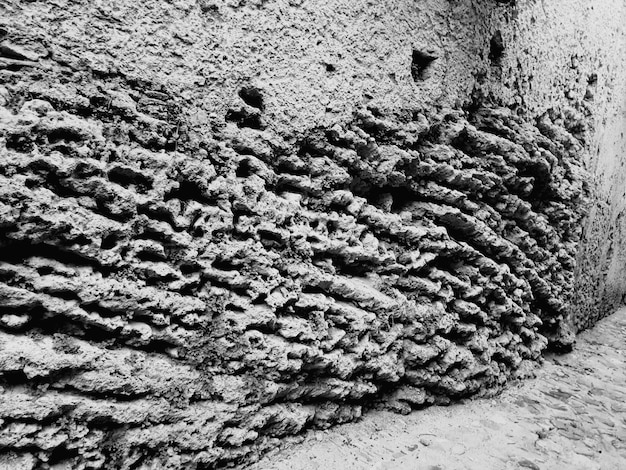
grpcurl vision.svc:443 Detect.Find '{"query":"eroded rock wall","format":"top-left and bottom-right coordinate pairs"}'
top-left (0, 0), bottom-right (625, 468)
top-left (0, 79), bottom-right (589, 468)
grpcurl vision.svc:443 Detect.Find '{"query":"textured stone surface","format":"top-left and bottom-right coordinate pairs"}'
top-left (247, 307), bottom-right (626, 470)
top-left (0, 0), bottom-right (625, 468)
top-left (0, 73), bottom-right (591, 468)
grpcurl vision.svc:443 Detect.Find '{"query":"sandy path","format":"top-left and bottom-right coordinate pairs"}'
top-left (247, 307), bottom-right (626, 470)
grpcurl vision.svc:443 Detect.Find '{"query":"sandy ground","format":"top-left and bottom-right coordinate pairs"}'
top-left (247, 307), bottom-right (626, 470)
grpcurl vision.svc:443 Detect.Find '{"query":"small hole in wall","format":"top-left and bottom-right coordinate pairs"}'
top-left (489, 30), bottom-right (505, 64)
top-left (48, 445), bottom-right (79, 465)
top-left (180, 263), bottom-right (201, 274)
top-left (238, 86), bottom-right (264, 111)
top-left (411, 49), bottom-right (438, 81)
top-left (236, 159), bottom-right (253, 178)
top-left (324, 63), bottom-right (336, 72)
top-left (225, 108), bottom-right (264, 129)
top-left (101, 233), bottom-right (119, 250)
top-left (252, 293), bottom-right (267, 305)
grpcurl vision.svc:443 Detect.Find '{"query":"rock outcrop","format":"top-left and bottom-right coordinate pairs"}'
top-left (0, 67), bottom-right (589, 466)
top-left (2, 0), bottom-right (625, 468)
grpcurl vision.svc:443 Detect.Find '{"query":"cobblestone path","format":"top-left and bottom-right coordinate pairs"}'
top-left (247, 307), bottom-right (626, 470)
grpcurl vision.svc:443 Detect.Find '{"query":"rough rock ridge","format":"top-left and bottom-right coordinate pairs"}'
top-left (0, 64), bottom-right (589, 468)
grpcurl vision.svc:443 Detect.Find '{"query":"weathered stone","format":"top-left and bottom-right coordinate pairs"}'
top-left (0, 0), bottom-right (625, 468)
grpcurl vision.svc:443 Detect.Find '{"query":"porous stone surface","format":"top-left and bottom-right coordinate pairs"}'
top-left (247, 306), bottom-right (626, 470)
top-left (0, 67), bottom-right (591, 468)
top-left (0, 0), bottom-right (625, 469)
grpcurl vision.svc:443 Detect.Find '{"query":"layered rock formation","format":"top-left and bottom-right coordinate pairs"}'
top-left (0, 71), bottom-right (589, 466)
top-left (1, 0), bottom-right (625, 468)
